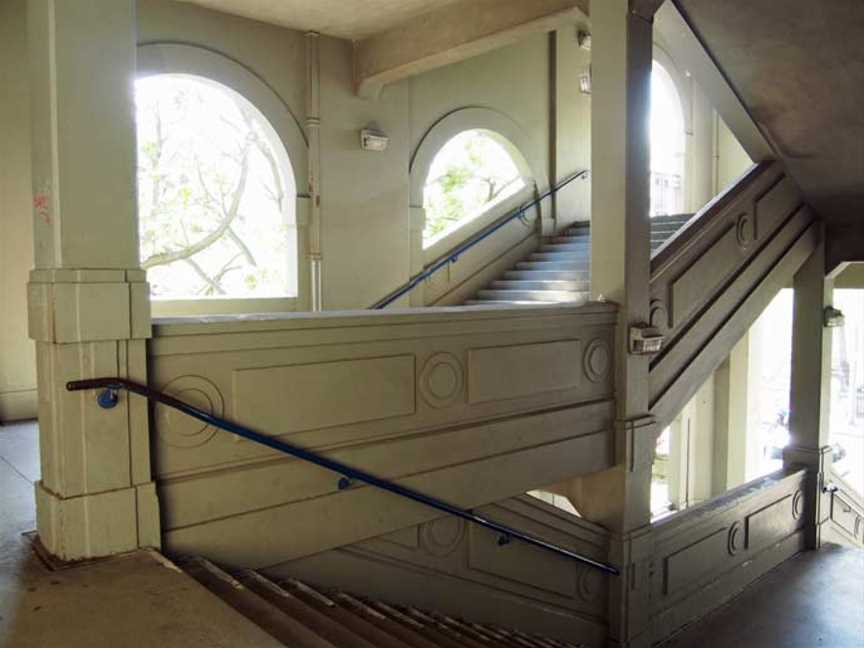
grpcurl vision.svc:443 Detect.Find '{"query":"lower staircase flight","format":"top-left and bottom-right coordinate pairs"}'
top-left (183, 556), bottom-right (589, 648)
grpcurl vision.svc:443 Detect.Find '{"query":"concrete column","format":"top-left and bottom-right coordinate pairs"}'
top-left (785, 231), bottom-right (833, 548)
top-left (578, 2), bottom-right (656, 645)
top-left (26, 0), bottom-right (159, 560)
top-left (712, 336), bottom-right (751, 492)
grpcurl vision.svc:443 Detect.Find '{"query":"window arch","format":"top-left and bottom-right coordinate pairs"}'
top-left (135, 74), bottom-right (297, 300)
top-left (650, 61), bottom-right (686, 216)
top-left (136, 43), bottom-right (308, 315)
top-left (409, 108), bottom-right (543, 258)
top-left (422, 129), bottom-right (527, 246)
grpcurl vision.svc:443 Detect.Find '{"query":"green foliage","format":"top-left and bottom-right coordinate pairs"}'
top-left (422, 131), bottom-right (524, 244)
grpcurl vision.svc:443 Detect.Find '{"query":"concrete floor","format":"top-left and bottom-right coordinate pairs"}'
top-left (1, 421), bottom-right (862, 647)
top-left (0, 421), bottom-right (282, 648)
top-left (662, 538), bottom-right (864, 648)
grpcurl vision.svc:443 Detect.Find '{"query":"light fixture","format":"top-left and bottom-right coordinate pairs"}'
top-left (824, 306), bottom-right (845, 328)
top-left (577, 29), bottom-right (592, 51)
top-left (360, 125), bottom-right (389, 152)
top-left (629, 324), bottom-right (665, 355)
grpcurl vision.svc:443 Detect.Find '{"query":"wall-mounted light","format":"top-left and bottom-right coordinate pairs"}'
top-left (824, 306), bottom-right (845, 328)
top-left (577, 29), bottom-right (592, 51)
top-left (360, 125), bottom-right (389, 152)
top-left (629, 324), bottom-right (665, 355)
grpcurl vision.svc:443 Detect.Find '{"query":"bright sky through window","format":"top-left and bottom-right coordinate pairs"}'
top-left (135, 75), bottom-right (296, 300)
top-left (650, 63), bottom-right (686, 216)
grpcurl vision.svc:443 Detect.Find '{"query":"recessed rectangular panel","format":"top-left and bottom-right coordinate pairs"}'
top-left (468, 340), bottom-right (581, 404)
top-left (663, 528), bottom-right (728, 595)
top-left (670, 225), bottom-right (738, 327)
top-left (234, 355), bottom-right (415, 435)
top-left (468, 524), bottom-right (577, 596)
top-left (831, 494), bottom-right (860, 538)
top-left (746, 495), bottom-right (793, 550)
top-left (754, 177), bottom-right (800, 239)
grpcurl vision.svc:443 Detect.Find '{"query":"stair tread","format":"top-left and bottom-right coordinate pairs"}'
top-left (491, 280), bottom-right (589, 291)
top-left (238, 570), bottom-right (394, 648)
top-left (476, 289), bottom-right (588, 302)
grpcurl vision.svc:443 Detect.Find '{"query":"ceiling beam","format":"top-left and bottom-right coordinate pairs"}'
top-left (354, 0), bottom-right (588, 98)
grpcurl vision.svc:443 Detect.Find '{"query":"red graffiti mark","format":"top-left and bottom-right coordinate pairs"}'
top-left (33, 192), bottom-right (51, 225)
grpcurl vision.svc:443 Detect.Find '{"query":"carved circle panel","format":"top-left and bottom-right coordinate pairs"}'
top-left (583, 339), bottom-right (611, 383)
top-left (155, 375), bottom-right (224, 448)
top-left (577, 565), bottom-right (603, 603)
top-left (649, 299), bottom-right (671, 334)
top-left (735, 211), bottom-right (755, 249)
top-left (727, 521), bottom-right (743, 556)
top-left (792, 489), bottom-right (805, 520)
top-left (420, 517), bottom-right (465, 557)
top-left (419, 353), bottom-right (464, 408)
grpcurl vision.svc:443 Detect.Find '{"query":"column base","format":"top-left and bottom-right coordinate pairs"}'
top-left (783, 444), bottom-right (833, 549)
top-left (36, 481), bottom-right (160, 562)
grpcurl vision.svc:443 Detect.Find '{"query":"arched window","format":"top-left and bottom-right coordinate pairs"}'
top-left (135, 74), bottom-right (297, 301)
top-left (422, 129), bottom-right (527, 246)
top-left (650, 62), bottom-right (686, 216)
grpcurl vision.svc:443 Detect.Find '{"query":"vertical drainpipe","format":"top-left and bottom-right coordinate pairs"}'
top-left (547, 31), bottom-right (558, 236)
top-left (306, 31), bottom-right (323, 312)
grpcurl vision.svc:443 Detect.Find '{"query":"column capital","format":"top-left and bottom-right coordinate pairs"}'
top-left (629, 0), bottom-right (666, 22)
top-left (28, 269), bottom-right (151, 343)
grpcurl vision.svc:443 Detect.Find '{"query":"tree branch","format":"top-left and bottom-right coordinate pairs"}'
top-left (142, 141), bottom-right (252, 270)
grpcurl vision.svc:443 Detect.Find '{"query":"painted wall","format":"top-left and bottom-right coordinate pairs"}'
top-left (0, 0), bottom-right (37, 422)
top-left (0, 0), bottom-right (754, 417)
top-left (716, 116), bottom-right (753, 192)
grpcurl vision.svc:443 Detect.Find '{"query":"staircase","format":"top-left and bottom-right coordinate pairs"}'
top-left (466, 215), bottom-right (691, 306)
top-left (183, 556), bottom-right (587, 648)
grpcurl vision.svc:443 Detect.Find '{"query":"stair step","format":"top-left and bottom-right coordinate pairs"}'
top-left (538, 243), bottom-right (590, 253)
top-left (516, 261), bottom-right (590, 271)
top-left (528, 252), bottom-right (589, 262)
top-left (504, 269), bottom-right (590, 281)
top-left (183, 556), bottom-right (587, 648)
top-left (237, 570), bottom-right (393, 648)
top-left (650, 226), bottom-right (683, 235)
top-left (183, 558), bottom-right (338, 648)
top-left (476, 289), bottom-right (589, 302)
top-left (333, 593), bottom-right (442, 648)
top-left (369, 602), bottom-right (476, 648)
top-left (465, 300), bottom-right (560, 306)
top-left (550, 235), bottom-right (589, 244)
top-left (491, 279), bottom-right (590, 291)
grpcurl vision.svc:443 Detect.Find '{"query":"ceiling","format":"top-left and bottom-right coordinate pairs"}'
top-left (177, 0), bottom-right (465, 40)
top-left (675, 0), bottom-right (864, 226)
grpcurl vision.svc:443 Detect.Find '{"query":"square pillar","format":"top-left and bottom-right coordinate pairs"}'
top-left (584, 1), bottom-right (658, 645)
top-left (785, 229), bottom-right (833, 548)
top-left (26, 0), bottom-right (159, 560)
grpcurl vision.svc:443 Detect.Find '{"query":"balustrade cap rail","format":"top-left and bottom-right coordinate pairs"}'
top-left (67, 376), bottom-right (619, 576)
top-left (371, 169), bottom-right (590, 309)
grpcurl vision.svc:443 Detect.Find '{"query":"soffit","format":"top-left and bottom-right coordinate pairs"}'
top-left (178, 0), bottom-right (466, 40)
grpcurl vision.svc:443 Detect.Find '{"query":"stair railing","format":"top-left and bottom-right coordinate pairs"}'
top-left (67, 376), bottom-right (619, 575)
top-left (371, 169), bottom-right (590, 309)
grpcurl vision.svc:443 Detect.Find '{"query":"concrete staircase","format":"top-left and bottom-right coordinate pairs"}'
top-left (183, 556), bottom-right (587, 648)
top-left (467, 214), bottom-right (691, 306)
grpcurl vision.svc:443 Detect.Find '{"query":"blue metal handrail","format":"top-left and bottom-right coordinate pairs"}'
top-left (67, 377), bottom-right (619, 576)
top-left (371, 169), bottom-right (590, 309)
